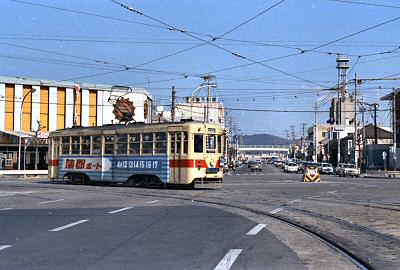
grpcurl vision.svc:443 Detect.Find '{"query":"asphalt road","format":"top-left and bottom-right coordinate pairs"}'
top-left (0, 173), bottom-right (305, 270)
top-left (1, 163), bottom-right (399, 269)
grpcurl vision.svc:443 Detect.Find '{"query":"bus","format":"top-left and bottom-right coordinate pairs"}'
top-left (48, 121), bottom-right (226, 188)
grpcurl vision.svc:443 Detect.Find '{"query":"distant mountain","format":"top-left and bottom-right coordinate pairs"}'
top-left (241, 134), bottom-right (290, 145)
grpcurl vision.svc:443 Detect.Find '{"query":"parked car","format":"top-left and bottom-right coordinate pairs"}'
top-left (286, 162), bottom-right (299, 173)
top-left (336, 163), bottom-right (360, 177)
top-left (319, 163), bottom-right (334, 174)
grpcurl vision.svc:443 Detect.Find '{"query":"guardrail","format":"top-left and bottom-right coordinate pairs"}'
top-left (238, 145), bottom-right (290, 149)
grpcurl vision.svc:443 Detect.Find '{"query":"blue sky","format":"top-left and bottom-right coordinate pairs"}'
top-left (1, 0), bottom-right (400, 137)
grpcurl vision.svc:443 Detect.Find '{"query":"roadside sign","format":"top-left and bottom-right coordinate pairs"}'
top-left (334, 126), bottom-right (345, 131)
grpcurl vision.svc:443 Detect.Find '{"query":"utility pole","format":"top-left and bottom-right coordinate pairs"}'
top-left (361, 98), bottom-right (366, 172)
top-left (393, 88), bottom-right (397, 170)
top-left (354, 74), bottom-right (358, 167)
top-left (171, 86), bottom-right (176, 122)
top-left (372, 103), bottom-right (378, 144)
top-left (301, 123), bottom-right (306, 157)
top-left (314, 102), bottom-right (319, 163)
top-left (285, 129), bottom-right (290, 158)
top-left (201, 74), bottom-right (216, 123)
top-left (290, 125), bottom-right (295, 158)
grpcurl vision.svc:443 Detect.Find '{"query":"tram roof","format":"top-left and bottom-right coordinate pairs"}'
top-left (49, 121), bottom-right (224, 136)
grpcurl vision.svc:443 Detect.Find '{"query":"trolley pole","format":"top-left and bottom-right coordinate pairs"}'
top-left (171, 86), bottom-right (176, 122)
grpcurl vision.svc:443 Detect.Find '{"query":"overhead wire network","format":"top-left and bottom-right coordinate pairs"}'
top-left (3, 0), bottom-right (400, 135)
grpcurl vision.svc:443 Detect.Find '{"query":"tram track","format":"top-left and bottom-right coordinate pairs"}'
top-left (64, 186), bottom-right (373, 270)
top-left (0, 181), bottom-right (384, 269)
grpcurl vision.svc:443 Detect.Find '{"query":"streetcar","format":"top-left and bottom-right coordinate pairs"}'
top-left (48, 121), bottom-right (225, 188)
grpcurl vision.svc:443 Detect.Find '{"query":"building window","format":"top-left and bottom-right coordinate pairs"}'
top-left (5, 84), bottom-right (14, 131)
top-left (22, 85), bottom-right (32, 132)
top-left (89, 90), bottom-right (97, 126)
top-left (57, 88), bottom-right (66, 129)
top-left (40, 86), bottom-right (49, 131)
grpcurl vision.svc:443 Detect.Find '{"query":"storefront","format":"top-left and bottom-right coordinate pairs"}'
top-left (0, 131), bottom-right (48, 170)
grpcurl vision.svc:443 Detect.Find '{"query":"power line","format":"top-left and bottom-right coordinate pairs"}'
top-left (111, 0), bottom-right (329, 88)
top-left (216, 0), bottom-right (286, 39)
top-left (326, 0), bottom-right (400, 9)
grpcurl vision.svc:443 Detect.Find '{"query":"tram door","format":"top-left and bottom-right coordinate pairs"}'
top-left (169, 127), bottom-right (183, 183)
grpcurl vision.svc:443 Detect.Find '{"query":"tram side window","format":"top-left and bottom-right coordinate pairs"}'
top-left (104, 136), bottom-right (115, 155)
top-left (129, 134), bottom-right (140, 155)
top-left (206, 135), bottom-right (216, 153)
top-left (116, 135), bottom-right (128, 155)
top-left (81, 136), bottom-right (90, 155)
top-left (61, 136), bottom-right (70, 155)
top-left (142, 133), bottom-right (153, 154)
top-left (217, 135), bottom-right (222, 153)
top-left (155, 132), bottom-right (167, 154)
top-left (71, 136), bottom-right (80, 155)
top-left (183, 132), bottom-right (188, 154)
top-left (194, 134), bottom-right (203, 153)
top-left (170, 133), bottom-right (175, 154)
top-left (92, 136), bottom-right (102, 155)
top-left (176, 133), bottom-right (181, 154)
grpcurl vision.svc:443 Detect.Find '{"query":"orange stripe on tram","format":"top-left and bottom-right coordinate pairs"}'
top-left (169, 159), bottom-right (208, 168)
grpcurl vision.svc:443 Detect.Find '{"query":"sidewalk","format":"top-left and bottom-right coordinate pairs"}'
top-left (362, 170), bottom-right (400, 179)
top-left (0, 170), bottom-right (47, 176)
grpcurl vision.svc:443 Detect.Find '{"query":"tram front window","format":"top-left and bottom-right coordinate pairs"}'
top-left (206, 135), bottom-right (216, 153)
top-left (194, 134), bottom-right (203, 153)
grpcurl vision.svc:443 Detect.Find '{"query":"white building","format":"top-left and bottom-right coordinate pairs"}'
top-left (0, 76), bottom-right (152, 169)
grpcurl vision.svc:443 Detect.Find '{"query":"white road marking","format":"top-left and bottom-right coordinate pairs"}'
top-left (287, 199), bottom-right (301, 204)
top-left (49, 219), bottom-right (89, 232)
top-left (259, 173), bottom-right (264, 175)
top-left (146, 200), bottom-right (159, 204)
top-left (0, 191), bottom-right (35, 197)
top-left (246, 224), bottom-right (266, 235)
top-left (243, 173), bottom-right (248, 176)
top-left (214, 249), bottom-right (242, 270)
top-left (39, 199), bottom-right (64, 205)
top-left (235, 174), bottom-right (240, 176)
top-left (0, 245), bottom-right (12, 251)
top-left (270, 207), bottom-right (283, 214)
top-left (0, 208), bottom-right (13, 211)
top-left (108, 207), bottom-right (132, 214)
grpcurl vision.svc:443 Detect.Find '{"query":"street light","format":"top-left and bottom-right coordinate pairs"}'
top-left (190, 83), bottom-right (217, 121)
top-left (18, 87), bottom-right (36, 171)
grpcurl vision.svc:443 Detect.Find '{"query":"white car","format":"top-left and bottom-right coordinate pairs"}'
top-left (336, 163), bottom-right (360, 177)
top-left (319, 163), bottom-right (334, 174)
top-left (286, 162), bottom-right (299, 173)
